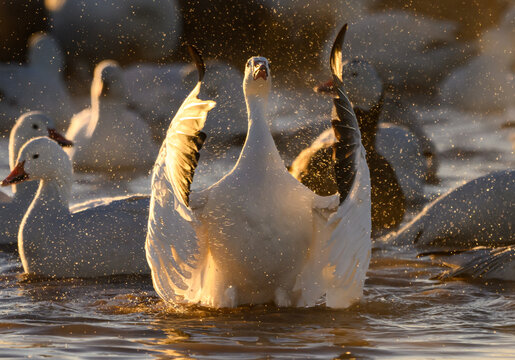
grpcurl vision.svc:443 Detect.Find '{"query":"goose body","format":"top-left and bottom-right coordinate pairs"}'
top-left (66, 60), bottom-right (158, 178)
top-left (380, 169), bottom-right (514, 250)
top-left (0, 112), bottom-right (72, 245)
top-left (2, 137), bottom-right (149, 277)
top-left (147, 37), bottom-right (371, 308)
top-left (0, 34), bottom-right (74, 132)
top-left (439, 7), bottom-right (515, 113)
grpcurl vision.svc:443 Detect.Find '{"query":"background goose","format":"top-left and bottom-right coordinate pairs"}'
top-left (66, 60), bottom-right (158, 180)
top-left (0, 112), bottom-right (72, 246)
top-left (0, 33), bottom-right (75, 133)
top-left (1, 137), bottom-right (150, 278)
top-left (379, 169), bottom-right (514, 250)
top-left (46, 0), bottom-right (182, 92)
top-left (327, 10), bottom-right (474, 92)
top-left (291, 58), bottom-right (437, 234)
top-left (439, 6), bottom-right (515, 113)
top-left (146, 36), bottom-right (371, 308)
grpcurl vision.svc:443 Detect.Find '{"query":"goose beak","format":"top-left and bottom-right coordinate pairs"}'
top-left (48, 128), bottom-right (73, 147)
top-left (314, 79), bottom-right (335, 94)
top-left (253, 64), bottom-right (268, 81)
top-left (1, 161), bottom-right (28, 186)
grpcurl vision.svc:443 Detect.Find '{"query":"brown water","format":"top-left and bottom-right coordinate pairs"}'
top-left (0, 101), bottom-right (514, 359)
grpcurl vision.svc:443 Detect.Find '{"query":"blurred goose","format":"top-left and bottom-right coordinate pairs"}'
top-left (1, 137), bottom-right (150, 277)
top-left (292, 58), bottom-right (434, 233)
top-left (66, 60), bottom-right (158, 179)
top-left (0, 112), bottom-right (72, 246)
top-left (123, 60), bottom-right (247, 146)
top-left (420, 246), bottom-right (515, 282)
top-left (48, 0), bottom-right (182, 74)
top-left (146, 35), bottom-right (371, 308)
top-left (379, 169), bottom-right (514, 250)
top-left (324, 11), bottom-right (473, 91)
top-left (439, 7), bottom-right (515, 113)
top-left (0, 33), bottom-right (75, 132)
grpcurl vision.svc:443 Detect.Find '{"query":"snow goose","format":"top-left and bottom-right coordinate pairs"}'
top-left (0, 112), bottom-right (72, 246)
top-left (379, 169), bottom-right (514, 250)
top-left (439, 6), bottom-right (515, 113)
top-left (1, 137), bottom-right (150, 277)
top-left (124, 60), bottom-right (246, 146)
top-left (323, 11), bottom-right (473, 91)
top-left (146, 35), bottom-right (371, 308)
top-left (66, 60), bottom-right (158, 179)
top-left (47, 0), bottom-right (181, 75)
top-left (0, 33), bottom-right (75, 132)
top-left (292, 59), bottom-right (418, 234)
top-left (424, 245), bottom-right (515, 282)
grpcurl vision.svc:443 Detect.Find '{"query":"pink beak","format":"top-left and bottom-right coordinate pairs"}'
top-left (1, 161), bottom-right (29, 186)
top-left (48, 128), bottom-right (73, 147)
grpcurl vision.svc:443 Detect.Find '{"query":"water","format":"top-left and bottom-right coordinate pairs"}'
top-left (0, 98), bottom-right (514, 358)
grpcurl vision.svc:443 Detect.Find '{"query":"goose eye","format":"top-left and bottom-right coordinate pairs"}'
top-left (247, 60), bottom-right (252, 67)
top-left (32, 154), bottom-right (39, 159)
top-left (32, 124), bottom-right (39, 130)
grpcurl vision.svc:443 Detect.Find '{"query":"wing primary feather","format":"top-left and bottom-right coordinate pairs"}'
top-left (329, 24), bottom-right (363, 204)
top-left (187, 45), bottom-right (206, 82)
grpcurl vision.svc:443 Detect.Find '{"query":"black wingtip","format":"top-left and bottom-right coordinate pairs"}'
top-left (186, 44), bottom-right (206, 82)
top-left (330, 23), bottom-right (348, 82)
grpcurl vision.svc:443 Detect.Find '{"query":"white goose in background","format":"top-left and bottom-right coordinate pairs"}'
top-left (379, 169), bottom-right (514, 250)
top-left (294, 58), bottom-right (434, 205)
top-left (66, 60), bottom-right (158, 180)
top-left (123, 60), bottom-right (247, 146)
top-left (146, 31), bottom-right (371, 309)
top-left (323, 10), bottom-right (472, 91)
top-left (1, 137), bottom-right (150, 277)
top-left (0, 33), bottom-right (75, 132)
top-left (0, 112), bottom-right (72, 246)
top-left (47, 0), bottom-right (182, 80)
top-left (439, 6), bottom-right (515, 113)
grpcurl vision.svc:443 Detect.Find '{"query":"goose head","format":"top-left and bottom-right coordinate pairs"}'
top-left (340, 59), bottom-right (382, 111)
top-left (316, 58), bottom-right (382, 111)
top-left (9, 112), bottom-right (73, 170)
top-left (2, 137), bottom-right (73, 187)
top-left (91, 60), bottom-right (126, 102)
top-left (243, 57), bottom-right (272, 98)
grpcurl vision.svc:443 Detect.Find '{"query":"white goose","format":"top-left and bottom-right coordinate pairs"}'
top-left (0, 112), bottom-right (72, 246)
top-left (0, 33), bottom-right (75, 132)
top-left (439, 6), bottom-right (515, 113)
top-left (296, 58), bottom-right (435, 205)
top-left (146, 32), bottom-right (371, 308)
top-left (66, 60), bottom-right (158, 179)
top-left (379, 169), bottom-right (514, 250)
top-left (1, 137), bottom-right (150, 278)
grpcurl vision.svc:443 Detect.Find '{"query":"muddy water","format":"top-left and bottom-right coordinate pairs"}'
top-left (0, 99), bottom-right (514, 358)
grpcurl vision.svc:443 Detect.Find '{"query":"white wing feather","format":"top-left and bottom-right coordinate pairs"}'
top-left (294, 147), bottom-right (371, 308)
top-left (146, 80), bottom-right (215, 304)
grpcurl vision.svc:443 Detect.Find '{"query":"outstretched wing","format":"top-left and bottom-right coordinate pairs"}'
top-left (436, 246), bottom-right (515, 281)
top-left (295, 24), bottom-right (372, 309)
top-left (146, 46), bottom-right (216, 304)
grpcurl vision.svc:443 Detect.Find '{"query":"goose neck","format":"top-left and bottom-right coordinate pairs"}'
top-left (239, 94), bottom-right (282, 166)
top-left (32, 178), bottom-right (71, 214)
